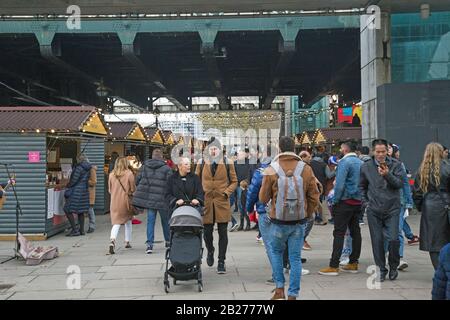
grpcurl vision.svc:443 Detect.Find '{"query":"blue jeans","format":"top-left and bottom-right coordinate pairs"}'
top-left (403, 219), bottom-right (414, 240)
top-left (88, 206), bottom-right (96, 230)
top-left (146, 208), bottom-right (170, 246)
top-left (267, 223), bottom-right (305, 298)
top-left (258, 214), bottom-right (273, 272)
top-left (383, 206), bottom-right (406, 258)
top-left (236, 186), bottom-right (246, 218)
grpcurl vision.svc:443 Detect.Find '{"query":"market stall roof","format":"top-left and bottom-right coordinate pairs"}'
top-left (108, 122), bottom-right (147, 142)
top-left (296, 127), bottom-right (362, 145)
top-left (162, 130), bottom-right (176, 145)
top-left (0, 106), bottom-right (108, 135)
top-left (143, 127), bottom-right (165, 145)
top-left (320, 127), bottom-right (362, 143)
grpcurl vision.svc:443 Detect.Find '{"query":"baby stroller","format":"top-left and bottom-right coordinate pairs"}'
top-left (164, 204), bottom-right (204, 293)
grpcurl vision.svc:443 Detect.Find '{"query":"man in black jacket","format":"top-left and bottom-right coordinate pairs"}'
top-left (133, 148), bottom-right (173, 253)
top-left (360, 139), bottom-right (404, 282)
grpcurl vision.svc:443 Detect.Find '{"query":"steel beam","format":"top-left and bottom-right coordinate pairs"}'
top-left (262, 24), bottom-right (299, 109)
top-left (116, 28), bottom-right (188, 111)
top-left (0, 16), bottom-right (360, 34)
top-left (198, 27), bottom-right (232, 110)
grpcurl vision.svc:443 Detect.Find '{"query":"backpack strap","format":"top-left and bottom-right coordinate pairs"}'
top-left (293, 161), bottom-right (305, 206)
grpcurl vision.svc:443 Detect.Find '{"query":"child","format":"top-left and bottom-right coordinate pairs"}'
top-left (239, 180), bottom-right (251, 232)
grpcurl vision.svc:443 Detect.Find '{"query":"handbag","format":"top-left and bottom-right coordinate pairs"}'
top-left (115, 175), bottom-right (140, 215)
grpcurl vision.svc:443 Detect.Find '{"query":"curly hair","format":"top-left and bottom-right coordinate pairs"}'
top-left (418, 142), bottom-right (444, 193)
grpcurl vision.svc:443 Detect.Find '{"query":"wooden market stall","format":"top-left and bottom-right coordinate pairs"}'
top-left (0, 106), bottom-right (108, 239)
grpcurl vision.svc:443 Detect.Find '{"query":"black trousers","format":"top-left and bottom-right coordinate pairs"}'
top-left (366, 208), bottom-right (400, 273)
top-left (329, 202), bottom-right (362, 268)
top-left (203, 223), bottom-right (228, 263)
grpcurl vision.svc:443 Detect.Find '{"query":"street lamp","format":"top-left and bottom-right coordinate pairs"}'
top-left (95, 78), bottom-right (110, 112)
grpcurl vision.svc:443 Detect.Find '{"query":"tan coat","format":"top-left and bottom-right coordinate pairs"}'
top-left (88, 166), bottom-right (97, 205)
top-left (108, 170), bottom-right (136, 225)
top-left (259, 152), bottom-right (320, 220)
top-left (195, 158), bottom-right (238, 225)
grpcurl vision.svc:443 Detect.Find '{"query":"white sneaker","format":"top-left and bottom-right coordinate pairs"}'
top-left (398, 260), bottom-right (408, 271)
top-left (339, 257), bottom-right (350, 266)
top-left (302, 269), bottom-right (310, 275)
top-left (229, 224), bottom-right (239, 232)
top-left (256, 236), bottom-right (263, 243)
top-left (284, 268), bottom-right (290, 274)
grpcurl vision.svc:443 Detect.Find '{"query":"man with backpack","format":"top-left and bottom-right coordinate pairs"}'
top-left (196, 137), bottom-right (238, 274)
top-left (260, 136), bottom-right (320, 300)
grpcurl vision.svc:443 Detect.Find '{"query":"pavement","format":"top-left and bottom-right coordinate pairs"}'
top-left (0, 208), bottom-right (435, 300)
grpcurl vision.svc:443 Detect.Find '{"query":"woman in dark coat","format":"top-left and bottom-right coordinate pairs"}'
top-left (64, 154), bottom-right (92, 236)
top-left (166, 157), bottom-right (204, 212)
top-left (413, 143), bottom-right (450, 269)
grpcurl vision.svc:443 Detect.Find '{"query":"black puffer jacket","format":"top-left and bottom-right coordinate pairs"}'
top-left (64, 161), bottom-right (91, 214)
top-left (132, 159), bottom-right (172, 210)
top-left (359, 156), bottom-right (404, 214)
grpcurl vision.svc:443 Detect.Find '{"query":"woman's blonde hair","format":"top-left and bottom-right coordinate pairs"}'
top-left (112, 157), bottom-right (129, 177)
top-left (418, 142), bottom-right (443, 193)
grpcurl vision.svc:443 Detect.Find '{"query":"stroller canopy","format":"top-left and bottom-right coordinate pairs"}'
top-left (170, 206), bottom-right (203, 227)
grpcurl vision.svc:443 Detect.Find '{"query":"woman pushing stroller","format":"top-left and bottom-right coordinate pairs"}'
top-left (166, 157), bottom-right (204, 211)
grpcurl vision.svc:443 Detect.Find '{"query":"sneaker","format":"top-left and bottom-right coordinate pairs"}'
top-left (301, 258), bottom-right (307, 263)
top-left (145, 245), bottom-right (153, 254)
top-left (339, 257), bottom-right (350, 266)
top-left (237, 224), bottom-right (244, 231)
top-left (318, 267), bottom-right (339, 276)
top-left (303, 241), bottom-right (312, 251)
top-left (341, 263), bottom-right (359, 273)
top-left (132, 218), bottom-right (142, 224)
top-left (256, 235), bottom-right (263, 243)
top-left (207, 248), bottom-right (215, 267)
top-left (398, 260), bottom-right (408, 271)
top-left (229, 223), bottom-right (239, 232)
top-left (328, 218), bottom-right (334, 225)
top-left (270, 288), bottom-right (285, 300)
top-left (87, 228), bottom-right (95, 233)
top-left (302, 269), bottom-right (310, 275)
top-left (315, 221), bottom-right (327, 226)
top-left (389, 268), bottom-right (398, 281)
top-left (217, 262), bottom-right (226, 274)
top-left (284, 268), bottom-right (290, 274)
top-left (109, 240), bottom-right (115, 254)
top-left (66, 229), bottom-right (80, 237)
top-left (408, 236), bottom-right (420, 246)
top-left (359, 220), bottom-right (365, 226)
top-left (265, 278), bottom-right (274, 285)
top-left (287, 296), bottom-right (297, 300)
top-left (125, 242), bottom-right (132, 249)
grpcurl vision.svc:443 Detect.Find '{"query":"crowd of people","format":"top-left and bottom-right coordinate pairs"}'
top-left (60, 136), bottom-right (450, 300)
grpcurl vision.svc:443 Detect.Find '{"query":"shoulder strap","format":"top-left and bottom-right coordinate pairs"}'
top-left (224, 155), bottom-right (231, 184)
top-left (294, 161), bottom-right (306, 176)
top-left (270, 161), bottom-right (285, 177)
top-left (115, 174), bottom-right (129, 195)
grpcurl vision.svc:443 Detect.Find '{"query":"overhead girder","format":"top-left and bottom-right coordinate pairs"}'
top-left (262, 24), bottom-right (300, 109)
top-left (198, 26), bottom-right (232, 110)
top-left (116, 27), bottom-right (188, 111)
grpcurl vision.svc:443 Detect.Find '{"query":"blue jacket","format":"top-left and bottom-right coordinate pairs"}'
top-left (246, 157), bottom-right (271, 215)
top-left (432, 243), bottom-right (450, 300)
top-left (64, 161), bottom-right (91, 214)
top-left (333, 153), bottom-right (363, 204)
top-left (399, 162), bottom-right (413, 208)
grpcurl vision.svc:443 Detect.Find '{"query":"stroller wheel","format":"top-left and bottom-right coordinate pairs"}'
top-left (198, 283), bottom-right (203, 292)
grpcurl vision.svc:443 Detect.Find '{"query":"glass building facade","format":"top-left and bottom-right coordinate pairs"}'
top-left (391, 11), bottom-right (450, 83)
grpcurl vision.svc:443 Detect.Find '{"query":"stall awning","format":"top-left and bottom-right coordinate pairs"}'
top-left (162, 130), bottom-right (175, 145)
top-left (312, 129), bottom-right (327, 145)
top-left (319, 127), bottom-right (362, 143)
top-left (108, 122), bottom-right (147, 142)
top-left (0, 106), bottom-right (108, 136)
top-left (296, 132), bottom-right (312, 145)
top-left (143, 127), bottom-right (165, 145)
